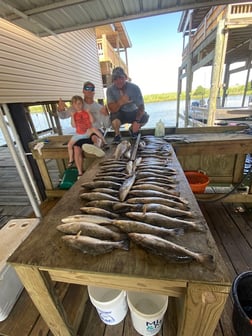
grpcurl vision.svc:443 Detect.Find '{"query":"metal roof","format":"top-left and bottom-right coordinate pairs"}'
top-left (0, 0), bottom-right (244, 37)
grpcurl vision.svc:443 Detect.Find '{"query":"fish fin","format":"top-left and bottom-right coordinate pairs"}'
top-left (173, 228), bottom-right (184, 236)
top-left (76, 230), bottom-right (82, 238)
top-left (197, 253), bottom-right (215, 269)
top-left (195, 223), bottom-right (207, 232)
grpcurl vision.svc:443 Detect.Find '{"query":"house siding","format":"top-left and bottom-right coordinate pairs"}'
top-left (0, 19), bottom-right (104, 104)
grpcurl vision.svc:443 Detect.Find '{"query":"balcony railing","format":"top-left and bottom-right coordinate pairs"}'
top-left (182, 2), bottom-right (252, 59)
top-left (97, 37), bottom-right (127, 75)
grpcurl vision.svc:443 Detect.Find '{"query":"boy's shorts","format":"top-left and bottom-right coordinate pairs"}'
top-left (74, 128), bottom-right (104, 148)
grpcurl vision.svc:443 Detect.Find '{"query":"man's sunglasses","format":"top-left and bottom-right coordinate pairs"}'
top-left (84, 86), bottom-right (95, 91)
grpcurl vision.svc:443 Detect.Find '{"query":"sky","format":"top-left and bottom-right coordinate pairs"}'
top-left (123, 12), bottom-right (248, 96)
top-left (124, 12), bottom-right (183, 95)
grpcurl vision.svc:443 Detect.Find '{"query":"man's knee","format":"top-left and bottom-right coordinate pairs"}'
top-left (139, 112), bottom-right (149, 125)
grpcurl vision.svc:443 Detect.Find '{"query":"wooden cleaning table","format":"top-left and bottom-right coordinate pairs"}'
top-left (8, 146), bottom-right (231, 336)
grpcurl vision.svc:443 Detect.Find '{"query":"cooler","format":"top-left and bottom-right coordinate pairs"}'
top-left (0, 218), bottom-right (40, 321)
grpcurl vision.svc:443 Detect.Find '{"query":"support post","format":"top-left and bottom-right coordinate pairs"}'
top-left (208, 20), bottom-right (228, 126)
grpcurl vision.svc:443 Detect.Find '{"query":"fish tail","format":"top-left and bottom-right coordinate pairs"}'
top-left (194, 223), bottom-right (206, 232)
top-left (163, 228), bottom-right (184, 239)
top-left (197, 253), bottom-right (214, 266)
top-left (76, 230), bottom-right (82, 238)
top-left (118, 239), bottom-right (130, 251)
top-left (173, 228), bottom-right (184, 236)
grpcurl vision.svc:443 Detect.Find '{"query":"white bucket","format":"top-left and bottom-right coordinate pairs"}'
top-left (88, 286), bottom-right (128, 325)
top-left (127, 291), bottom-right (168, 336)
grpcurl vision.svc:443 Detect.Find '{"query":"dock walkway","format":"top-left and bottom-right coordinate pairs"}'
top-left (0, 146), bottom-right (59, 228)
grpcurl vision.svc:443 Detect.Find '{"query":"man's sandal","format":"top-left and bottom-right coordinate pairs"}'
top-left (68, 161), bottom-right (74, 167)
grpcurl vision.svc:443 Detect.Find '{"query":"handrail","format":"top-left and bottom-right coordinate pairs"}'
top-left (97, 37), bottom-right (127, 73)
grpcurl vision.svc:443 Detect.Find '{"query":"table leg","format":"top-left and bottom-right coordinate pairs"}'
top-left (14, 265), bottom-right (74, 336)
top-left (36, 157), bottom-right (54, 190)
top-left (178, 282), bottom-right (230, 336)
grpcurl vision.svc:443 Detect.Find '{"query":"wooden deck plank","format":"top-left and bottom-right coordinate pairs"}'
top-left (199, 201), bottom-right (250, 336)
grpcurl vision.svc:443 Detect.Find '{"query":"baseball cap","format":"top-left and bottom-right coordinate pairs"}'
top-left (83, 81), bottom-right (95, 89)
top-left (112, 67), bottom-right (127, 80)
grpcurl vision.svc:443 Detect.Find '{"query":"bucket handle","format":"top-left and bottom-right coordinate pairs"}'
top-left (198, 169), bottom-right (207, 175)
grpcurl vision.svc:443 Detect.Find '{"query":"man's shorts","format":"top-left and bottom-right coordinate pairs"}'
top-left (110, 110), bottom-right (149, 125)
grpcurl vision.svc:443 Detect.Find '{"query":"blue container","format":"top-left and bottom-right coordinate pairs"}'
top-left (232, 271), bottom-right (252, 336)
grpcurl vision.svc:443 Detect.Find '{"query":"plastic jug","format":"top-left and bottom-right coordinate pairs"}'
top-left (154, 119), bottom-right (165, 137)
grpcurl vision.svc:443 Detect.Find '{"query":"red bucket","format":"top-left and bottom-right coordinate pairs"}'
top-left (184, 171), bottom-right (209, 194)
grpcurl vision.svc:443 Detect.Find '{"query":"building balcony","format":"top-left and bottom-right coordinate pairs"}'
top-left (96, 23), bottom-right (131, 88)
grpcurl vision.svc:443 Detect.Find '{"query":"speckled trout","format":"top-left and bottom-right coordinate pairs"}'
top-left (57, 222), bottom-right (124, 241)
top-left (126, 212), bottom-right (204, 231)
top-left (62, 235), bottom-right (129, 255)
top-left (129, 233), bottom-right (213, 265)
top-left (111, 219), bottom-right (184, 238)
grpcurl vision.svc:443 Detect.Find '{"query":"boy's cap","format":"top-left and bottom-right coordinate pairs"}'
top-left (112, 67), bottom-right (127, 80)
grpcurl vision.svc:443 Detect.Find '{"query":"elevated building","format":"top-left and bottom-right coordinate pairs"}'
top-left (177, 2), bottom-right (252, 126)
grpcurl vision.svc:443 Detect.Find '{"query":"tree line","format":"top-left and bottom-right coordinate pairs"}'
top-left (143, 84), bottom-right (252, 103)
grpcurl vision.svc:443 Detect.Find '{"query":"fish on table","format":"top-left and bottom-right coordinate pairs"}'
top-left (81, 181), bottom-right (121, 190)
top-left (136, 172), bottom-right (177, 183)
top-left (124, 149), bottom-right (131, 159)
top-left (80, 206), bottom-right (119, 219)
top-left (85, 200), bottom-right (120, 211)
top-left (128, 233), bottom-right (213, 266)
top-left (127, 197), bottom-right (189, 210)
top-left (99, 166), bottom-right (126, 173)
top-left (99, 160), bottom-right (127, 167)
top-left (114, 140), bottom-right (131, 160)
top-left (142, 203), bottom-right (193, 218)
top-left (95, 172), bottom-right (128, 178)
top-left (62, 234), bottom-right (129, 256)
top-left (91, 188), bottom-right (119, 196)
top-left (134, 180), bottom-right (177, 190)
top-left (119, 173), bottom-right (136, 202)
top-left (128, 189), bottom-right (183, 202)
top-left (57, 222), bottom-right (124, 241)
top-left (125, 212), bottom-right (204, 231)
top-left (61, 214), bottom-right (112, 224)
top-left (111, 219), bottom-right (184, 238)
top-left (93, 176), bottom-right (125, 183)
top-left (127, 189), bottom-right (188, 206)
top-left (80, 192), bottom-right (119, 202)
top-left (131, 183), bottom-right (178, 194)
top-left (126, 160), bottom-right (134, 175)
top-left (136, 168), bottom-right (177, 176)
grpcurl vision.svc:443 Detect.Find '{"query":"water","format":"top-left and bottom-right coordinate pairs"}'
top-left (0, 95), bottom-right (250, 146)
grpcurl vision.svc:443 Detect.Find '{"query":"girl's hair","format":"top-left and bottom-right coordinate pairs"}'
top-left (71, 95), bottom-right (83, 104)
